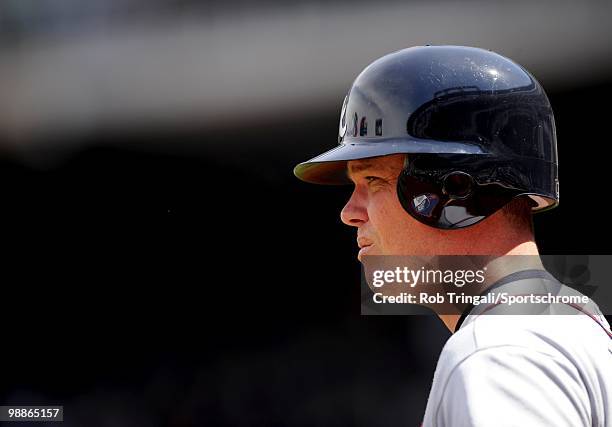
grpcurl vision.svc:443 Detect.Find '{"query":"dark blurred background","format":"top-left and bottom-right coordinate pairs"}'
top-left (1, 0), bottom-right (611, 425)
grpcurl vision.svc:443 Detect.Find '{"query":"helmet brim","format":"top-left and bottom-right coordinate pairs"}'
top-left (293, 139), bottom-right (484, 185)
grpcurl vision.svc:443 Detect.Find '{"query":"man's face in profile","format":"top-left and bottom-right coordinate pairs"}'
top-left (342, 154), bottom-right (442, 260)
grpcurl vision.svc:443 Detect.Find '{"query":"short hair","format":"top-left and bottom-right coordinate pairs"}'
top-left (501, 196), bottom-right (535, 232)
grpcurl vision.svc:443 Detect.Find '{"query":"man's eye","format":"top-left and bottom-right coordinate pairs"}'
top-left (365, 176), bottom-right (383, 184)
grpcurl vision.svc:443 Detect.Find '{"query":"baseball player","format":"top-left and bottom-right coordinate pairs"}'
top-left (293, 46), bottom-right (612, 426)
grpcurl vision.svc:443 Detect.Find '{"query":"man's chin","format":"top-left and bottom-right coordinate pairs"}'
top-left (357, 245), bottom-right (375, 262)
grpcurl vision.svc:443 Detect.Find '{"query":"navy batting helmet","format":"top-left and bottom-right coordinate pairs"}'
top-left (293, 45), bottom-right (559, 229)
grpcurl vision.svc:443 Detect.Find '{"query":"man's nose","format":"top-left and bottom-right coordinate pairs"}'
top-left (340, 187), bottom-right (368, 227)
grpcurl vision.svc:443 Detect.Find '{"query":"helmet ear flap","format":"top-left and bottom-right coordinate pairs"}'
top-left (397, 155), bottom-right (518, 229)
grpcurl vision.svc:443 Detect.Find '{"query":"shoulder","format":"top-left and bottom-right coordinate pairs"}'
top-left (422, 314), bottom-right (612, 426)
top-left (472, 313), bottom-right (611, 356)
top-left (439, 313), bottom-right (612, 376)
top-left (429, 344), bottom-right (592, 427)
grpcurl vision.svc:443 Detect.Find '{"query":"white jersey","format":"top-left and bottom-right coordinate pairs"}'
top-left (422, 271), bottom-right (612, 427)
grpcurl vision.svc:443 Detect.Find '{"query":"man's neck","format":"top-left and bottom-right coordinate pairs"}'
top-left (439, 241), bottom-right (541, 333)
top-left (505, 241), bottom-right (540, 256)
